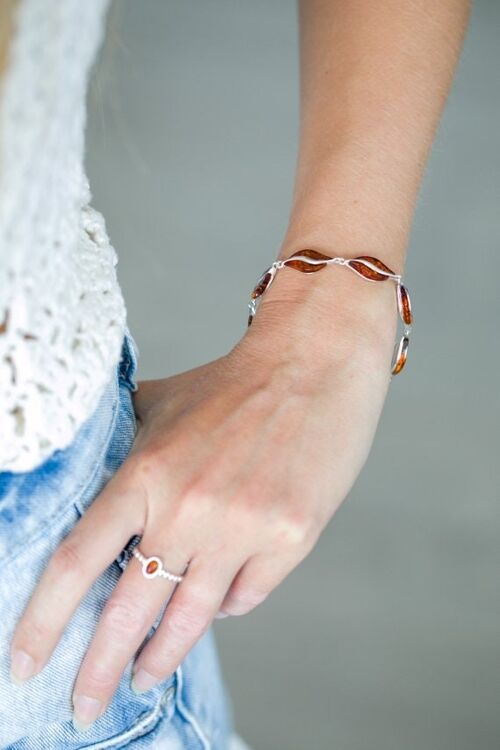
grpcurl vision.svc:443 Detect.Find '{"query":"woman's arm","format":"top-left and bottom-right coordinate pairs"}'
top-left (10, 0), bottom-right (471, 730)
top-left (251, 0), bottom-right (470, 360)
top-left (288, 0), bottom-right (470, 264)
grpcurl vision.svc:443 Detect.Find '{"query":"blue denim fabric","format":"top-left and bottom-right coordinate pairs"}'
top-left (0, 330), bottom-right (234, 749)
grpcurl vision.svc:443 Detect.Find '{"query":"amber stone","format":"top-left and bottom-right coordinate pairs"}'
top-left (146, 560), bottom-right (159, 575)
top-left (251, 271), bottom-right (273, 300)
top-left (347, 256), bottom-right (395, 281)
top-left (397, 283), bottom-right (413, 325)
top-left (391, 336), bottom-right (409, 375)
top-left (0, 309), bottom-right (9, 335)
top-left (283, 248), bottom-right (332, 273)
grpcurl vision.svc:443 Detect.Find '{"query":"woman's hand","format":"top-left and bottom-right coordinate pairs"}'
top-left (10, 266), bottom-right (397, 730)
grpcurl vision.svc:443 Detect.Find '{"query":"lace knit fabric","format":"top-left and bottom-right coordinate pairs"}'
top-left (0, 0), bottom-right (127, 472)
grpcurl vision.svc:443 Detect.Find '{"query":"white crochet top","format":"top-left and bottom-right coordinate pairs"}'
top-left (0, 0), bottom-right (126, 472)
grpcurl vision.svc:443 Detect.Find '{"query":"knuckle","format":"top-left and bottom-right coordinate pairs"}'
top-left (166, 603), bottom-right (210, 639)
top-left (133, 452), bottom-right (163, 482)
top-left (272, 509), bottom-right (312, 549)
top-left (179, 485), bottom-right (216, 520)
top-left (50, 538), bottom-right (84, 579)
top-left (128, 450), bottom-right (171, 499)
top-left (226, 585), bottom-right (269, 614)
top-left (126, 450), bottom-right (179, 510)
top-left (81, 664), bottom-right (116, 694)
top-left (101, 597), bottom-right (148, 637)
top-left (15, 617), bottom-right (50, 654)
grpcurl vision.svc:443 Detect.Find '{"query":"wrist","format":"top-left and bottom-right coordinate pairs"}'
top-left (279, 203), bottom-right (410, 278)
top-left (240, 246), bottom-right (399, 375)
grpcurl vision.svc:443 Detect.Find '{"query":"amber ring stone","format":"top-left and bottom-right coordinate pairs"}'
top-left (131, 547), bottom-right (184, 583)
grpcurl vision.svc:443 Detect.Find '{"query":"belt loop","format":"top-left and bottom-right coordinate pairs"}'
top-left (119, 325), bottom-right (140, 392)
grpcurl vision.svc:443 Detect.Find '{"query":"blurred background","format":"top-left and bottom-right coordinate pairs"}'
top-left (87, 2), bottom-right (499, 748)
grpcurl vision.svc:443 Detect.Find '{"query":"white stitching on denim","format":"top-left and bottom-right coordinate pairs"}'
top-left (75, 696), bottom-right (167, 750)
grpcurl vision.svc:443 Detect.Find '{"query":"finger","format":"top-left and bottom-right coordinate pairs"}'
top-left (71, 539), bottom-right (189, 730)
top-left (10, 472), bottom-right (144, 684)
top-left (217, 551), bottom-right (298, 617)
top-left (130, 552), bottom-right (241, 693)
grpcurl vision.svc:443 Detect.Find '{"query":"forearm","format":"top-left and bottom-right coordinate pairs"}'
top-left (250, 0), bottom-right (470, 353)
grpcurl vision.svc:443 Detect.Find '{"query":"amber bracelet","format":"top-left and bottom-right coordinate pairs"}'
top-left (247, 249), bottom-right (413, 376)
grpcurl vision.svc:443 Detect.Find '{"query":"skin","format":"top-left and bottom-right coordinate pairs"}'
top-left (9, 0), bottom-right (471, 731)
top-left (0, 2), bottom-right (17, 80)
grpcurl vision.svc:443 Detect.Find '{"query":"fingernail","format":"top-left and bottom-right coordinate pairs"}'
top-left (131, 668), bottom-right (159, 694)
top-left (215, 611), bottom-right (229, 619)
top-left (72, 694), bottom-right (102, 731)
top-left (10, 649), bottom-right (36, 684)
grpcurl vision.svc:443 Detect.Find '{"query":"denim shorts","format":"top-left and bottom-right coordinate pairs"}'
top-left (0, 330), bottom-right (235, 749)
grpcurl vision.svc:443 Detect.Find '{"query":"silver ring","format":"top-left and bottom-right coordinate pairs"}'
top-left (132, 547), bottom-right (185, 583)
